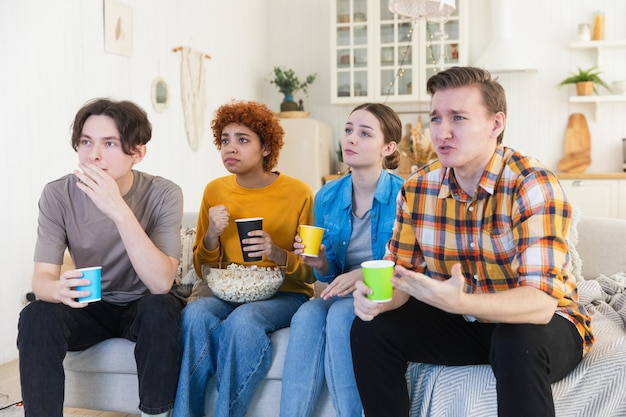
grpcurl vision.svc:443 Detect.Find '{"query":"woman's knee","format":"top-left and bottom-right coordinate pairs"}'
top-left (327, 299), bottom-right (355, 334)
top-left (290, 299), bottom-right (328, 330)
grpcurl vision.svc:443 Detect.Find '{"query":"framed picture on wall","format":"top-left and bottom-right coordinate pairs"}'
top-left (104, 0), bottom-right (133, 57)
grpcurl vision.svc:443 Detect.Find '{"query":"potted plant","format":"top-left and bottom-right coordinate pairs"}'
top-left (269, 66), bottom-right (317, 111)
top-left (557, 66), bottom-right (612, 96)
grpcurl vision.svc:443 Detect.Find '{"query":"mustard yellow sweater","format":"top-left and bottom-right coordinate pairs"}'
top-left (193, 173), bottom-right (315, 297)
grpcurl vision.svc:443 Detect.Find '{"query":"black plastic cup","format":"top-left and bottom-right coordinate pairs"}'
top-left (236, 218), bottom-right (263, 262)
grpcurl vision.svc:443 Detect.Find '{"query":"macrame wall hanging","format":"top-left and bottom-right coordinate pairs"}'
top-left (173, 46), bottom-right (211, 151)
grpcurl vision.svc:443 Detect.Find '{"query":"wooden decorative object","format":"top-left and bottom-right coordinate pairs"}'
top-left (557, 113), bottom-right (591, 173)
top-left (412, 118), bottom-right (437, 166)
top-left (397, 123), bottom-right (417, 175)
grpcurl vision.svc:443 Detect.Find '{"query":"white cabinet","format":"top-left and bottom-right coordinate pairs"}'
top-left (568, 40), bottom-right (626, 119)
top-left (560, 178), bottom-right (620, 219)
top-left (330, 0), bottom-right (468, 104)
top-left (619, 180), bottom-right (626, 219)
top-left (558, 174), bottom-right (626, 220)
top-left (275, 118), bottom-right (334, 194)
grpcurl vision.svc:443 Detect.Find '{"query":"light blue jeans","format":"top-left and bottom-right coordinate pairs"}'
top-left (173, 292), bottom-right (307, 417)
top-left (280, 296), bottom-right (362, 417)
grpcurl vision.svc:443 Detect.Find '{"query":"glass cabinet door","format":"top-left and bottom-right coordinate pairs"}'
top-left (334, 0), bottom-right (370, 101)
top-left (331, 0), bottom-right (468, 104)
top-left (378, 1), bottom-right (415, 100)
top-left (420, 3), bottom-right (463, 95)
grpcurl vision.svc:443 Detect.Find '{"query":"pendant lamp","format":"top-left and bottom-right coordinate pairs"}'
top-left (388, 0), bottom-right (456, 20)
top-left (388, 0), bottom-right (456, 71)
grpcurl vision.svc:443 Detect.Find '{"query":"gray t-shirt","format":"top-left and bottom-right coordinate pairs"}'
top-left (35, 170), bottom-right (183, 304)
top-left (344, 209), bottom-right (372, 272)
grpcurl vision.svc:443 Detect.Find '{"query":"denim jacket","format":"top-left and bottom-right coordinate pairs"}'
top-left (313, 170), bottom-right (404, 282)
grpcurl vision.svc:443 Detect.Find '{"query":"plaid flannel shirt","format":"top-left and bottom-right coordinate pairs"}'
top-left (387, 145), bottom-right (594, 353)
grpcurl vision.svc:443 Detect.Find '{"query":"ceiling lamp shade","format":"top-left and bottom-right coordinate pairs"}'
top-left (388, 0), bottom-right (456, 20)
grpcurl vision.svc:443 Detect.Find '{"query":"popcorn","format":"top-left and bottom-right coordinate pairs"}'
top-left (205, 263), bottom-right (284, 303)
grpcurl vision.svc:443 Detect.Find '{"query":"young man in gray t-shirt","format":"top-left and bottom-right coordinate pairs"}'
top-left (17, 98), bottom-right (184, 417)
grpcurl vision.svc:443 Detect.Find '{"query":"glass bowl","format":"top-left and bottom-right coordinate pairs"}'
top-left (201, 262), bottom-right (284, 304)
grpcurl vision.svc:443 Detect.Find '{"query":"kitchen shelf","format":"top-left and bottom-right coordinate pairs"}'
top-left (569, 39), bottom-right (626, 49)
top-left (568, 95), bottom-right (626, 119)
top-left (567, 39), bottom-right (626, 120)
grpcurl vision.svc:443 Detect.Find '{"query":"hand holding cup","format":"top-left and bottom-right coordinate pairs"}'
top-left (236, 218), bottom-right (264, 262)
top-left (298, 225), bottom-right (325, 257)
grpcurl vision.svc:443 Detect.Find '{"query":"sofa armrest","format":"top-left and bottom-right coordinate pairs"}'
top-left (575, 216), bottom-right (626, 279)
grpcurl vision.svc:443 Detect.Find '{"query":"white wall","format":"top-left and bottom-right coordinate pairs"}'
top-left (1, 0), bottom-right (626, 363)
top-left (0, 0), bottom-right (274, 363)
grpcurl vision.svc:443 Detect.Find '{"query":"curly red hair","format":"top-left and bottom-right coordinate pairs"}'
top-left (211, 100), bottom-right (284, 172)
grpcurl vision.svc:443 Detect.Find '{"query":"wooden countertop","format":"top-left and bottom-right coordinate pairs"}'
top-left (555, 172), bottom-right (626, 179)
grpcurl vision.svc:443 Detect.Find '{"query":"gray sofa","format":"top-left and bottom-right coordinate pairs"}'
top-left (62, 212), bottom-right (336, 416)
top-left (62, 212), bottom-right (626, 416)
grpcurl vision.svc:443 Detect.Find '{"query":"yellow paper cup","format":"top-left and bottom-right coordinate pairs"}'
top-left (361, 260), bottom-right (394, 303)
top-left (298, 225), bottom-right (325, 257)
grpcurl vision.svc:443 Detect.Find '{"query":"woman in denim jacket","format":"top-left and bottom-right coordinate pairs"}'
top-left (280, 103), bottom-right (404, 417)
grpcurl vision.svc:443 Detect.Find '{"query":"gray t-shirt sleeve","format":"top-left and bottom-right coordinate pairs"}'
top-left (34, 171), bottom-right (183, 304)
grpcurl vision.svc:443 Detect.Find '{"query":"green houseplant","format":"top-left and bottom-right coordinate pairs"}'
top-left (270, 66), bottom-right (317, 111)
top-left (557, 66), bottom-right (611, 96)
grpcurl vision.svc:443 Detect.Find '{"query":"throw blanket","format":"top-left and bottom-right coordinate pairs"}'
top-left (407, 272), bottom-right (626, 416)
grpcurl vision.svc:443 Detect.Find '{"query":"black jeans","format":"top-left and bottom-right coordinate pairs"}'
top-left (350, 297), bottom-right (583, 417)
top-left (17, 294), bottom-right (184, 417)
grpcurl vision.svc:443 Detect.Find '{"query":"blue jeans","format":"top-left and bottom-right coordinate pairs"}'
top-left (17, 295), bottom-right (184, 417)
top-left (173, 292), bottom-right (308, 417)
top-left (280, 296), bottom-right (362, 417)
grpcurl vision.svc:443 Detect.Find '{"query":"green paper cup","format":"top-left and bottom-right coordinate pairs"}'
top-left (361, 260), bottom-right (394, 303)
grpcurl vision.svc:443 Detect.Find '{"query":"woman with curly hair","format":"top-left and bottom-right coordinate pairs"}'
top-left (174, 100), bottom-right (315, 417)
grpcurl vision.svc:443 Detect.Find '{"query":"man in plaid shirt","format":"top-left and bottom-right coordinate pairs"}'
top-left (350, 66), bottom-right (592, 417)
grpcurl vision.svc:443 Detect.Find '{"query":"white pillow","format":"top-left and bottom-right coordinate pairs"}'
top-left (177, 227), bottom-right (196, 283)
top-left (567, 205), bottom-right (584, 283)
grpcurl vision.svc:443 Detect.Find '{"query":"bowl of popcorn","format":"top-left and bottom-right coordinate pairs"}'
top-left (202, 262), bottom-right (284, 304)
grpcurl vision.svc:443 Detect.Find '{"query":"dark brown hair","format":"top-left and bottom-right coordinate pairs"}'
top-left (211, 100), bottom-right (284, 172)
top-left (427, 66), bottom-right (507, 143)
top-left (71, 98), bottom-right (151, 155)
top-left (350, 103), bottom-right (401, 170)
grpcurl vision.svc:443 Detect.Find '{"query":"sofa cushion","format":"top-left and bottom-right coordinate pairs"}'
top-left (266, 328), bottom-right (291, 380)
top-left (63, 328), bottom-right (291, 380)
top-left (576, 216), bottom-right (626, 280)
top-left (64, 338), bottom-right (137, 374)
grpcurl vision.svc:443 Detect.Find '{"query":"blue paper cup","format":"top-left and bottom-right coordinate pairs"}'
top-left (76, 266), bottom-right (102, 303)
